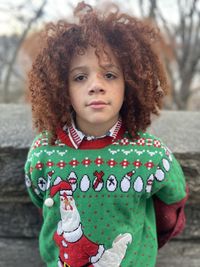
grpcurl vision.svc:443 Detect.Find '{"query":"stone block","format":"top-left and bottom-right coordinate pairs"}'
top-left (0, 104), bottom-right (200, 242)
top-left (0, 202), bottom-right (41, 238)
top-left (0, 238), bottom-right (199, 267)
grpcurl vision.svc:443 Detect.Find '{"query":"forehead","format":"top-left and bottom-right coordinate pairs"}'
top-left (70, 45), bottom-right (120, 68)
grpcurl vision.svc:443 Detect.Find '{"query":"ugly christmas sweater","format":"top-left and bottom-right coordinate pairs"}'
top-left (24, 126), bottom-right (187, 267)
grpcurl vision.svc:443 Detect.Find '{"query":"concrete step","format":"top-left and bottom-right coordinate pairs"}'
top-left (0, 238), bottom-right (199, 267)
top-left (157, 240), bottom-right (200, 267)
top-left (0, 238), bottom-right (44, 267)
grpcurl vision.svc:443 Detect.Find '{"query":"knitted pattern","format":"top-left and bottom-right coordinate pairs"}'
top-left (25, 130), bottom-right (186, 267)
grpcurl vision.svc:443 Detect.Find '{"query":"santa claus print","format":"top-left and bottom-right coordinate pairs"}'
top-left (46, 176), bottom-right (132, 267)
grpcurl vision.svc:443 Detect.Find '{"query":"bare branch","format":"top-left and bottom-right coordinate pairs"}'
top-left (190, 86), bottom-right (200, 96)
top-left (179, 0), bottom-right (198, 69)
top-left (153, 0), bottom-right (200, 109)
top-left (149, 0), bottom-right (157, 19)
top-left (155, 8), bottom-right (179, 63)
top-left (2, 0), bottom-right (47, 102)
top-left (138, 0), bottom-right (145, 18)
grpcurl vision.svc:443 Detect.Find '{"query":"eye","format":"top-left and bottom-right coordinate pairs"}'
top-left (105, 72), bottom-right (117, 80)
top-left (74, 74), bottom-right (87, 82)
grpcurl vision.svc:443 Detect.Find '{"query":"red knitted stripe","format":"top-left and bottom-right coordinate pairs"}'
top-left (57, 126), bottom-right (125, 149)
top-left (112, 119), bottom-right (122, 139)
top-left (69, 125), bottom-right (82, 146)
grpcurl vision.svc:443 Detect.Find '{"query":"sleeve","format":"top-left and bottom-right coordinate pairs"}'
top-left (149, 147), bottom-right (187, 204)
top-left (154, 186), bottom-right (189, 249)
top-left (149, 145), bottom-right (188, 248)
top-left (24, 137), bottom-right (46, 208)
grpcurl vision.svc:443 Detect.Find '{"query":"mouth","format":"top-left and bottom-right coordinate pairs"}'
top-left (87, 100), bottom-right (109, 109)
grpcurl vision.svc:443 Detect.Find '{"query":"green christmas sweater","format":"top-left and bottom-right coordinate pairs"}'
top-left (24, 129), bottom-right (186, 267)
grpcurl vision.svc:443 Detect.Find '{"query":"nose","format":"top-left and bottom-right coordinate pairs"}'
top-left (89, 86), bottom-right (105, 95)
top-left (88, 74), bottom-right (105, 95)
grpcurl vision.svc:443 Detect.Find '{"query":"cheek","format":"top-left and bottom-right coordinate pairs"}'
top-left (69, 87), bottom-right (79, 108)
top-left (70, 94), bottom-right (85, 115)
top-left (70, 98), bottom-right (79, 112)
top-left (69, 93), bottom-right (76, 107)
top-left (117, 84), bottom-right (125, 103)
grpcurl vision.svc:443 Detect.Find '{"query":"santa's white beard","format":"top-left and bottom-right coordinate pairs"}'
top-left (60, 202), bottom-right (80, 232)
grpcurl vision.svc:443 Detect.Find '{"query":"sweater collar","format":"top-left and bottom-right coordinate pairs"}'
top-left (57, 118), bottom-right (125, 150)
top-left (61, 118), bottom-right (122, 149)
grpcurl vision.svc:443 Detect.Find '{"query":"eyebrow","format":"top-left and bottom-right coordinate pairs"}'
top-left (70, 64), bottom-right (121, 73)
top-left (69, 66), bottom-right (88, 73)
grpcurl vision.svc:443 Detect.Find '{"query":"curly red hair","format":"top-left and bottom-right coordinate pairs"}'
top-left (29, 1), bottom-right (168, 142)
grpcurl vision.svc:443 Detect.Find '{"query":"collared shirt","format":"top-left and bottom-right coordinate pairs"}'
top-left (62, 118), bottom-right (122, 149)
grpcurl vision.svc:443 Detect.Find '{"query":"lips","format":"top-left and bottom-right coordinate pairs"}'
top-left (87, 100), bottom-right (108, 109)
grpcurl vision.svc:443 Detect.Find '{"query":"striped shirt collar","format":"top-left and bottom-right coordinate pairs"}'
top-left (63, 118), bottom-right (122, 149)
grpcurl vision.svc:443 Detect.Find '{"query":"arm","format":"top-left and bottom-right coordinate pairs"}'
top-left (154, 185), bottom-right (189, 249)
top-left (24, 135), bottom-right (46, 209)
top-left (146, 143), bottom-right (188, 248)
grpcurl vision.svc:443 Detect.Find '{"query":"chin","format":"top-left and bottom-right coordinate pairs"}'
top-left (89, 114), bottom-right (116, 123)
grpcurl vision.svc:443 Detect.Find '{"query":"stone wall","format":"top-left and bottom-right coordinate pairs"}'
top-left (0, 104), bottom-right (200, 266)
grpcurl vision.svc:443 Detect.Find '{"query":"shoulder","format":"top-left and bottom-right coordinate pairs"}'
top-left (28, 131), bottom-right (65, 153)
top-left (124, 131), bottom-right (170, 153)
top-left (113, 131), bottom-right (172, 167)
top-left (136, 131), bottom-right (163, 147)
top-left (25, 131), bottom-right (56, 177)
top-left (26, 130), bottom-right (68, 164)
top-left (126, 131), bottom-right (173, 165)
top-left (116, 130), bottom-right (170, 151)
top-left (30, 131), bottom-right (50, 150)
top-left (26, 131), bottom-right (54, 162)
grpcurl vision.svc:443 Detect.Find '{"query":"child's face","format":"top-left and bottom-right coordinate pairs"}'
top-left (68, 45), bottom-right (125, 136)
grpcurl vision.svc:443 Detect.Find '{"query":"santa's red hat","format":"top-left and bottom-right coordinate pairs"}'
top-left (44, 177), bottom-right (72, 207)
top-left (50, 180), bottom-right (73, 197)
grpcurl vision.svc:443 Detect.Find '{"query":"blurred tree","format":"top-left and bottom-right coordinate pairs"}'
top-left (0, 0), bottom-right (47, 103)
top-left (139, 0), bottom-right (200, 109)
top-left (2, 0), bottom-right (199, 109)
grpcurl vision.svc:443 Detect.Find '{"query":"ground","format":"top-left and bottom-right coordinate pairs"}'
top-left (0, 238), bottom-right (199, 267)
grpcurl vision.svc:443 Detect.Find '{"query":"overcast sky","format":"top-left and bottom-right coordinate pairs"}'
top-left (0, 0), bottom-right (185, 35)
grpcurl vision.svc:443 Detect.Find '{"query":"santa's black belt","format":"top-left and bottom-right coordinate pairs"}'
top-left (59, 257), bottom-right (92, 267)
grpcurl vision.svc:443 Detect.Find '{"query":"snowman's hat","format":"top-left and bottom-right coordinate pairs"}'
top-left (47, 170), bottom-right (55, 177)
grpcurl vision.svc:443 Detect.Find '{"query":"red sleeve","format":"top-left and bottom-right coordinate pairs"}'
top-left (154, 185), bottom-right (189, 249)
top-left (82, 236), bottom-right (100, 256)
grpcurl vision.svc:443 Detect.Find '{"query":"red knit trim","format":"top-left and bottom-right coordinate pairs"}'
top-left (69, 125), bottom-right (82, 147)
top-left (56, 126), bottom-right (126, 149)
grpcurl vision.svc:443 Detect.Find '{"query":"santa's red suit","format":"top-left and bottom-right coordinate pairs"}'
top-left (54, 224), bottom-right (105, 267)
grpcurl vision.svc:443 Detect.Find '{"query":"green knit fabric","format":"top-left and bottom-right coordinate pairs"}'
top-left (24, 131), bottom-right (186, 267)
